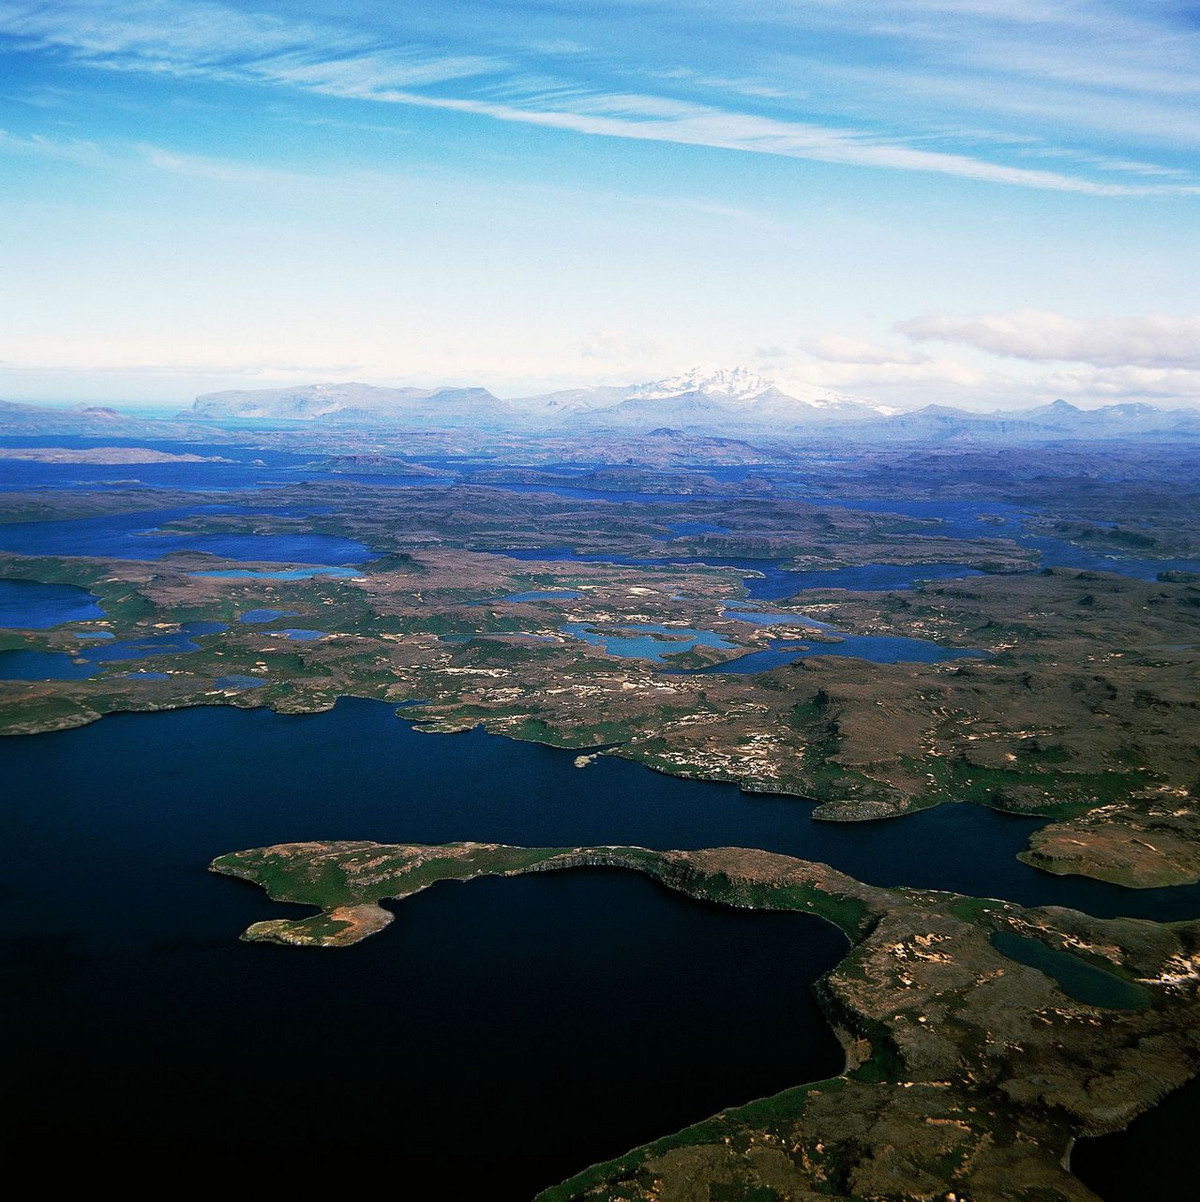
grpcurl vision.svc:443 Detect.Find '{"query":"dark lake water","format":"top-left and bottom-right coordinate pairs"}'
top-left (0, 621), bottom-right (226, 680)
top-left (4, 698), bottom-right (1199, 1193)
top-left (1073, 1075), bottom-right (1200, 1200)
top-left (989, 931), bottom-right (1150, 1010)
top-left (0, 578), bottom-right (105, 627)
top-left (0, 505), bottom-right (372, 563)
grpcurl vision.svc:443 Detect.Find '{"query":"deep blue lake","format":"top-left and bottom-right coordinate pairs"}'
top-left (0, 621), bottom-right (226, 680)
top-left (1, 699), bottom-right (853, 1193)
top-left (4, 698), bottom-right (1198, 1195)
top-left (498, 547), bottom-right (988, 601)
top-left (697, 634), bottom-right (985, 673)
top-left (1074, 1075), bottom-right (1200, 1199)
top-left (0, 578), bottom-right (105, 627)
top-left (0, 505), bottom-right (372, 563)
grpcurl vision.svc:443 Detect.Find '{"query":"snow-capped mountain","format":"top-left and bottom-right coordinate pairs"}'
top-left (628, 366), bottom-right (773, 402)
top-left (519, 367), bottom-right (892, 427)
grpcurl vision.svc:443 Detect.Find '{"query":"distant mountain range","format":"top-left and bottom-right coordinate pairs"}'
top-left (186, 368), bottom-right (1200, 441)
top-left (3, 370), bottom-right (1199, 442)
top-left (188, 367), bottom-right (886, 428)
top-left (191, 382), bottom-right (499, 423)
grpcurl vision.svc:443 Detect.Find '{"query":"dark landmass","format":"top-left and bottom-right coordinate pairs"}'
top-left (312, 453), bottom-right (448, 477)
top-left (211, 839), bottom-right (1200, 1202)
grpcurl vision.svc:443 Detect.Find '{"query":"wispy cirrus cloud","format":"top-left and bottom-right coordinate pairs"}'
top-left (897, 311), bottom-right (1200, 370)
top-left (361, 87), bottom-right (1199, 196)
top-left (0, 127), bottom-right (349, 187)
top-left (781, 0), bottom-right (1200, 103)
top-left (0, 0), bottom-right (503, 95)
top-left (3, 0), bottom-right (1198, 195)
top-left (0, 126), bottom-right (106, 166)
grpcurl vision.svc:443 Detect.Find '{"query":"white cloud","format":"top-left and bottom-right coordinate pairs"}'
top-left (809, 0), bottom-right (1200, 104)
top-left (1038, 364), bottom-right (1200, 402)
top-left (136, 143), bottom-right (308, 185)
top-left (780, 352), bottom-right (989, 395)
top-left (578, 329), bottom-right (663, 365)
top-left (8, 330), bottom-right (1200, 411)
top-left (4, 0), bottom-right (1198, 195)
top-left (364, 87), bottom-right (1197, 196)
top-left (0, 126), bottom-right (106, 166)
top-left (800, 335), bottom-right (928, 366)
top-left (0, 0), bottom-right (503, 96)
top-left (897, 310), bottom-right (1200, 369)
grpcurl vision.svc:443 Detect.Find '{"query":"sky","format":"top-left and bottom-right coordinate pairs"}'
top-left (2, 0), bottom-right (1199, 410)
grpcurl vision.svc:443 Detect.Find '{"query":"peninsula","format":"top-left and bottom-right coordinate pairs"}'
top-left (212, 839), bottom-right (1200, 1202)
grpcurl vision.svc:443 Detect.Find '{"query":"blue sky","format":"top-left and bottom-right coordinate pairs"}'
top-left (2, 0), bottom-right (1199, 408)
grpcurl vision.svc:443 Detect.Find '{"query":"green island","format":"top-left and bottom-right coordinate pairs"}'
top-left (211, 839), bottom-right (1200, 1202)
